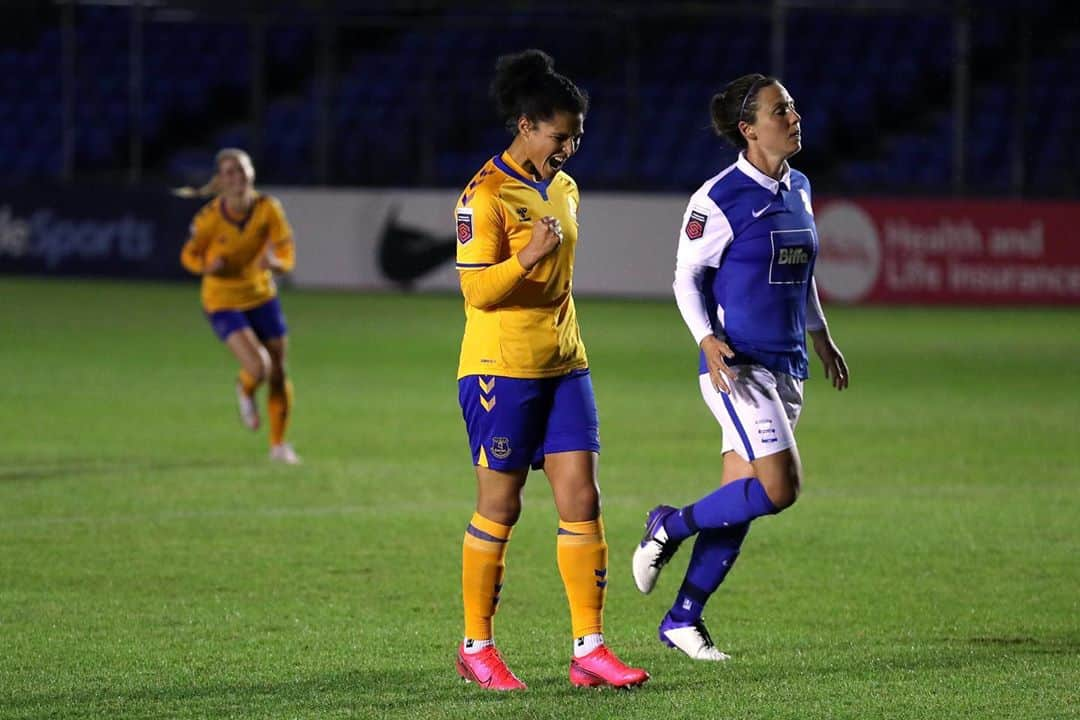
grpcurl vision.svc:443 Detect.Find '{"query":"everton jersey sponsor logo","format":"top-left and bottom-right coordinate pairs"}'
top-left (685, 209), bottom-right (708, 240)
top-left (456, 209), bottom-right (474, 245)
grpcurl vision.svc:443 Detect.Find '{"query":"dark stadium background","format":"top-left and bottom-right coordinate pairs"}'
top-left (1, 0), bottom-right (1074, 197)
top-left (1, 4), bottom-right (1077, 719)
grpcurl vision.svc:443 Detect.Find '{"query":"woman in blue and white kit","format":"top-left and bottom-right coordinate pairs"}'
top-left (632, 73), bottom-right (850, 661)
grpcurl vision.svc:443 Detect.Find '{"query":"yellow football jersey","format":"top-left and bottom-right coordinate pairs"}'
top-left (456, 151), bottom-right (588, 379)
top-left (180, 194), bottom-right (295, 312)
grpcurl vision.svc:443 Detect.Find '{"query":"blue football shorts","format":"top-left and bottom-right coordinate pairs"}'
top-left (458, 368), bottom-right (600, 471)
top-left (206, 296), bottom-right (288, 342)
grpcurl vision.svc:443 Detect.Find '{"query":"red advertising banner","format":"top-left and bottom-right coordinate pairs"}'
top-left (813, 198), bottom-right (1080, 305)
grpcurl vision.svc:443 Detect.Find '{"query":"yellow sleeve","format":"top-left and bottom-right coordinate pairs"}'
top-left (456, 185), bottom-right (528, 308)
top-left (459, 255), bottom-right (529, 309)
top-left (266, 196), bottom-right (296, 272)
top-left (180, 207), bottom-right (213, 275)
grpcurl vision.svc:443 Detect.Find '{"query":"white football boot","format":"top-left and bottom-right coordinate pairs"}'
top-left (269, 442), bottom-right (301, 465)
top-left (659, 614), bottom-right (731, 661)
top-left (236, 382), bottom-right (260, 431)
top-left (632, 505), bottom-right (682, 593)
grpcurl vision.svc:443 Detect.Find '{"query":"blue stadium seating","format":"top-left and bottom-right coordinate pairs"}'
top-left (0, 4), bottom-right (1073, 196)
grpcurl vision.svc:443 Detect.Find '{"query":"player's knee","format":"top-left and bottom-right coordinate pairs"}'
top-left (269, 362), bottom-right (286, 386)
top-left (551, 478), bottom-right (600, 522)
top-left (768, 481), bottom-right (799, 511)
top-left (479, 503), bottom-right (521, 527)
top-left (248, 348), bottom-right (271, 382)
top-left (570, 485), bottom-right (600, 521)
top-left (245, 358), bottom-right (269, 383)
top-left (477, 494), bottom-right (522, 527)
top-left (267, 350), bottom-right (288, 385)
top-left (762, 459), bottom-right (802, 511)
top-left (259, 348), bottom-right (273, 372)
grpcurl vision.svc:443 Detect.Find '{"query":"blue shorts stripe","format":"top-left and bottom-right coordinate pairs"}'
top-left (721, 392), bottom-right (756, 461)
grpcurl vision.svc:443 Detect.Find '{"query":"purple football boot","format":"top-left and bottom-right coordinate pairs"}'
top-left (631, 505), bottom-right (682, 593)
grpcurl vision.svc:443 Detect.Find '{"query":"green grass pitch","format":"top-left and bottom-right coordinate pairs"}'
top-left (0, 277), bottom-right (1077, 719)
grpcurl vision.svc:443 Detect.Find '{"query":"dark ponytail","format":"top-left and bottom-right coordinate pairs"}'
top-left (490, 49), bottom-right (589, 134)
top-left (710, 73), bottom-right (776, 149)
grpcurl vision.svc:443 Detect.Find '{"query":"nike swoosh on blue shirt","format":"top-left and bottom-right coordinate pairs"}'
top-left (751, 204), bottom-right (771, 218)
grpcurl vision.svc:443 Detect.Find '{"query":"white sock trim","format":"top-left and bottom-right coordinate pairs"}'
top-left (462, 637), bottom-right (494, 655)
top-left (574, 632), bottom-right (604, 657)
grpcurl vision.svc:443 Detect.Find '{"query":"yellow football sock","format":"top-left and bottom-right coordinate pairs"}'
top-left (268, 379), bottom-right (293, 446)
top-left (238, 368), bottom-right (261, 395)
top-left (462, 512), bottom-right (512, 641)
top-left (557, 517), bottom-right (607, 639)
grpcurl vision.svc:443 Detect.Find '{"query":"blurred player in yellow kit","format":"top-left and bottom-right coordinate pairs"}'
top-left (453, 50), bottom-right (649, 691)
top-left (179, 148), bottom-right (300, 464)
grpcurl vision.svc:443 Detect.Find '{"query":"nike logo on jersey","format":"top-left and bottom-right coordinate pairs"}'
top-left (751, 203), bottom-right (771, 218)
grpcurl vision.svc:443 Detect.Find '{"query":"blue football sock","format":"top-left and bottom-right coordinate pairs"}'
top-left (669, 522), bottom-right (750, 623)
top-left (663, 477), bottom-right (778, 543)
top-left (661, 506), bottom-right (694, 541)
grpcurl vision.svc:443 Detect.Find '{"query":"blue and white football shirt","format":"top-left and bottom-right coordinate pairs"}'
top-left (675, 153), bottom-right (820, 379)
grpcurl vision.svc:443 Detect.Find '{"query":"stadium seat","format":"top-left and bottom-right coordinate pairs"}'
top-left (0, 4), bottom-right (1073, 193)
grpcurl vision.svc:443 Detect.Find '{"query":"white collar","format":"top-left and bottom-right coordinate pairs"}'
top-left (737, 152), bottom-right (791, 193)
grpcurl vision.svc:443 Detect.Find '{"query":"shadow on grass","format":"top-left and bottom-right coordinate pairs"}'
top-left (0, 457), bottom-right (244, 483)
top-left (729, 634), bottom-right (1080, 684)
top-left (954, 635), bottom-right (1080, 655)
top-left (0, 669), bottom-right (424, 716)
top-left (0, 665), bottom-right (673, 718)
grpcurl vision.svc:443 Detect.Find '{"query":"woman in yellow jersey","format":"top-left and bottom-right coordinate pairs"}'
top-left (179, 148), bottom-right (300, 465)
top-left (453, 50), bottom-right (648, 691)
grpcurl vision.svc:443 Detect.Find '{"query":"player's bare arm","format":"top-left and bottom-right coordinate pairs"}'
top-left (809, 328), bottom-right (848, 391)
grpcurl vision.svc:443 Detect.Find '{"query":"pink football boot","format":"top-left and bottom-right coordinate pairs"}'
top-left (569, 645), bottom-right (650, 689)
top-left (456, 644), bottom-right (527, 691)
